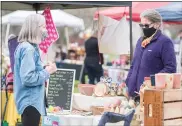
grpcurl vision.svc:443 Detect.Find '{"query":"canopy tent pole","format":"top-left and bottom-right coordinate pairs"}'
top-left (179, 39), bottom-right (182, 73)
top-left (176, 39), bottom-right (182, 73)
top-left (129, 5), bottom-right (133, 61)
top-left (64, 26), bottom-right (70, 49)
top-left (2, 23), bottom-right (10, 125)
top-left (33, 3), bottom-right (40, 13)
top-left (79, 55), bottom-right (86, 83)
top-left (5, 23), bottom-right (10, 48)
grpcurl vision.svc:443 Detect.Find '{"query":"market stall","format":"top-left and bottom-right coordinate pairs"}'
top-left (2, 9), bottom-right (85, 59)
top-left (93, 1), bottom-right (182, 86)
top-left (156, 2), bottom-right (182, 73)
top-left (42, 71), bottom-right (137, 125)
top-left (2, 2), bottom-right (182, 126)
top-left (94, 2), bottom-right (172, 22)
top-left (1, 1), bottom-right (135, 126)
top-left (2, 10), bottom-right (84, 29)
top-left (156, 2), bottom-right (182, 23)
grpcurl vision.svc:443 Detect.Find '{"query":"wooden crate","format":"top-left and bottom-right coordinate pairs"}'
top-left (144, 89), bottom-right (182, 126)
top-left (90, 106), bottom-right (104, 115)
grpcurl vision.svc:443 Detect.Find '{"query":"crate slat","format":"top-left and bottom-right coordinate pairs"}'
top-left (164, 119), bottom-right (182, 126)
top-left (164, 102), bottom-right (182, 119)
top-left (163, 89), bottom-right (182, 102)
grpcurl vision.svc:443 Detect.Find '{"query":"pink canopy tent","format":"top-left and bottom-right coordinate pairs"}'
top-left (94, 2), bottom-right (169, 22)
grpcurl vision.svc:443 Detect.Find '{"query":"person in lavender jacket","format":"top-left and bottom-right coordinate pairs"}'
top-left (126, 9), bottom-right (176, 97)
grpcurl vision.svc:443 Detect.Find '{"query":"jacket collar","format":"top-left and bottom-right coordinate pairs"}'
top-left (150, 30), bottom-right (162, 42)
top-left (142, 30), bottom-right (162, 43)
top-left (30, 43), bottom-right (38, 47)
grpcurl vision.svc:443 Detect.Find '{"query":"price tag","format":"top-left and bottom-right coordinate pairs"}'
top-left (43, 116), bottom-right (52, 125)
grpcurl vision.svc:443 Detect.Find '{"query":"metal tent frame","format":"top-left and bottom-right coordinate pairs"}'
top-left (2, 1), bottom-right (133, 80)
top-left (1, 2), bottom-right (133, 124)
top-left (2, 1), bottom-right (133, 59)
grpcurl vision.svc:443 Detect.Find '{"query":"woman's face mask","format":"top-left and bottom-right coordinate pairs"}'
top-left (140, 17), bottom-right (157, 37)
top-left (41, 29), bottom-right (48, 41)
top-left (40, 24), bottom-right (48, 41)
top-left (142, 27), bottom-right (157, 37)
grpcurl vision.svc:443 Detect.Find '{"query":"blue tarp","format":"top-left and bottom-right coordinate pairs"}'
top-left (156, 2), bottom-right (182, 22)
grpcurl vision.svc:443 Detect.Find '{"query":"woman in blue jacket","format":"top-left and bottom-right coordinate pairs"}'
top-left (126, 9), bottom-right (176, 97)
top-left (14, 14), bottom-right (57, 126)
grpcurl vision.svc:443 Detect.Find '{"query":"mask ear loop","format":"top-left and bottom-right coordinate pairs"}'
top-left (153, 22), bottom-right (162, 33)
top-left (159, 21), bottom-right (164, 33)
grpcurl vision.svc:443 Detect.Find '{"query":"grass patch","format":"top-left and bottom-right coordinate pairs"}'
top-left (74, 80), bottom-right (79, 93)
top-left (73, 76), bottom-right (89, 93)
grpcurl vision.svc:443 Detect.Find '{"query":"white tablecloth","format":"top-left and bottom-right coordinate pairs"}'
top-left (72, 93), bottom-right (127, 111)
top-left (93, 116), bottom-right (124, 126)
top-left (45, 114), bottom-right (124, 126)
top-left (57, 114), bottom-right (94, 126)
top-left (43, 94), bottom-right (127, 126)
top-left (45, 114), bottom-right (96, 126)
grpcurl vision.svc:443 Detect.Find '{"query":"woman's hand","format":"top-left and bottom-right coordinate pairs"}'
top-left (45, 63), bottom-right (57, 74)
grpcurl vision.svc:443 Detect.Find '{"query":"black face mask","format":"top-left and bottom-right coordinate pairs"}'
top-left (142, 27), bottom-right (157, 37)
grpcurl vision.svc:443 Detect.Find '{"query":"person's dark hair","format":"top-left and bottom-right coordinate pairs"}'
top-left (179, 30), bottom-right (182, 34)
top-left (68, 49), bottom-right (77, 59)
top-left (68, 49), bottom-right (76, 54)
top-left (55, 52), bottom-right (59, 58)
top-left (58, 45), bottom-right (62, 49)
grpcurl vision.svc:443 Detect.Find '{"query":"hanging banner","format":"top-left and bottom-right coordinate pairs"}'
top-left (98, 15), bottom-right (130, 55)
top-left (39, 7), bottom-right (59, 54)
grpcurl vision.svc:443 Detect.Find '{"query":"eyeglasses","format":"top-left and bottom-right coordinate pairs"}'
top-left (139, 23), bottom-right (153, 28)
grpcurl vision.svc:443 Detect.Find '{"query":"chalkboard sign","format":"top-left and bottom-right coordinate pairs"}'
top-left (46, 69), bottom-right (75, 111)
top-left (58, 62), bottom-right (82, 80)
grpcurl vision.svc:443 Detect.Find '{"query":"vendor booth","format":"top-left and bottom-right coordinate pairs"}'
top-left (94, 2), bottom-right (182, 24)
top-left (93, 1), bottom-right (182, 75)
top-left (2, 1), bottom-right (181, 126)
top-left (2, 10), bottom-right (85, 29)
top-left (2, 9), bottom-right (85, 58)
top-left (2, 10), bottom-right (86, 81)
top-left (1, 1), bottom-right (133, 126)
top-left (156, 2), bottom-right (182, 23)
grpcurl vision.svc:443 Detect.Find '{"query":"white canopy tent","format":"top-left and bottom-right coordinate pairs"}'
top-left (2, 10), bottom-right (85, 52)
top-left (2, 10), bottom-right (85, 29)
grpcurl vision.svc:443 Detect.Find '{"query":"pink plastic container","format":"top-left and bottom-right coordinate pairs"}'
top-left (173, 73), bottom-right (181, 89)
top-left (155, 74), bottom-right (166, 89)
top-left (52, 121), bottom-right (59, 126)
top-left (155, 73), bottom-right (175, 89)
top-left (78, 84), bottom-right (95, 96)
